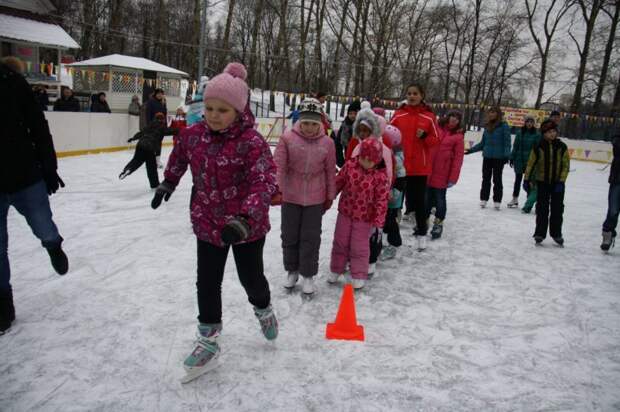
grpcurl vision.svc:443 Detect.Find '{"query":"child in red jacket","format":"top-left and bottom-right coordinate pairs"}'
top-left (328, 138), bottom-right (390, 290)
top-left (390, 83), bottom-right (439, 251)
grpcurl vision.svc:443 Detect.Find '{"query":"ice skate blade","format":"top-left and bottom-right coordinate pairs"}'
top-left (180, 358), bottom-right (219, 384)
top-left (301, 292), bottom-right (314, 301)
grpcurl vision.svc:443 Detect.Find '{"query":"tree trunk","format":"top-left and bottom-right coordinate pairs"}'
top-left (219, 0), bottom-right (236, 71)
top-left (594, 1), bottom-right (619, 111)
top-left (248, 0), bottom-right (265, 86)
top-left (464, 0), bottom-right (481, 104)
top-left (571, 0), bottom-right (604, 111)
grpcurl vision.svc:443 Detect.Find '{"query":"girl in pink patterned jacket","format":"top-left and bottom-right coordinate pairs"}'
top-left (328, 138), bottom-right (390, 290)
top-left (150, 63), bottom-right (278, 382)
top-left (274, 98), bottom-right (336, 296)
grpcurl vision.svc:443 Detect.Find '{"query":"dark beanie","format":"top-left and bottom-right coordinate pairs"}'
top-left (540, 119), bottom-right (557, 134)
top-left (347, 100), bottom-right (361, 113)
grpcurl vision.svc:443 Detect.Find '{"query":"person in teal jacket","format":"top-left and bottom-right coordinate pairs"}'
top-left (465, 107), bottom-right (512, 209)
top-left (507, 116), bottom-right (541, 208)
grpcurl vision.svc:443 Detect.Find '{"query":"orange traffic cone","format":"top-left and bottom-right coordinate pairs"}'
top-left (326, 283), bottom-right (364, 341)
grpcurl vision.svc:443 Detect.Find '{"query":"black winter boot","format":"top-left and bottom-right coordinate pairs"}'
top-left (47, 245), bottom-right (69, 275)
top-left (0, 288), bottom-right (15, 335)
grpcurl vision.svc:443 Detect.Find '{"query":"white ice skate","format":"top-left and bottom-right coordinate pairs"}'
top-left (507, 197), bottom-right (518, 208)
top-left (284, 272), bottom-right (299, 289)
top-left (416, 235), bottom-right (427, 251)
top-left (301, 276), bottom-right (315, 295)
top-left (352, 278), bottom-right (366, 290)
top-left (181, 324), bottom-right (221, 384)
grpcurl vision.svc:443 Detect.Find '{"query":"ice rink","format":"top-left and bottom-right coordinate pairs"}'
top-left (1, 147), bottom-right (619, 411)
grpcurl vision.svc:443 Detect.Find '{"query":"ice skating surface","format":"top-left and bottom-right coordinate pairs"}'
top-left (1, 148), bottom-right (619, 412)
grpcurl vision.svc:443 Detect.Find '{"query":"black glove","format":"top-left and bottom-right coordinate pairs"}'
top-left (151, 180), bottom-right (175, 209)
top-left (44, 171), bottom-right (65, 195)
top-left (464, 149), bottom-right (471, 155)
top-left (221, 216), bottom-right (251, 245)
top-left (522, 180), bottom-right (530, 192)
top-left (509, 159), bottom-right (514, 168)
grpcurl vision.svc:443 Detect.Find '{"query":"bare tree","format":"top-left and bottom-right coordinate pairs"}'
top-left (594, 0), bottom-right (620, 111)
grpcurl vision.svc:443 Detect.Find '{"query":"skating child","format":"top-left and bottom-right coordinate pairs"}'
top-left (119, 112), bottom-right (178, 189)
top-left (390, 83), bottom-right (440, 251)
top-left (380, 125), bottom-right (406, 260)
top-left (601, 134), bottom-right (619, 251)
top-left (507, 116), bottom-right (540, 209)
top-left (426, 110), bottom-right (464, 239)
top-left (274, 98), bottom-right (336, 295)
top-left (170, 107), bottom-right (187, 146)
top-left (465, 107), bottom-right (511, 210)
top-left (523, 120), bottom-right (570, 246)
top-left (150, 63), bottom-right (279, 382)
top-left (329, 138), bottom-right (390, 290)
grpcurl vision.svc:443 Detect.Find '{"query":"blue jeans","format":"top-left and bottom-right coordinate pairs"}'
top-left (1, 180), bottom-right (62, 291)
top-left (603, 184), bottom-right (620, 236)
top-left (426, 187), bottom-right (447, 221)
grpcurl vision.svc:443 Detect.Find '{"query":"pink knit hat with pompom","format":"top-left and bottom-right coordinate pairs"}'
top-left (384, 125), bottom-right (402, 147)
top-left (203, 62), bottom-right (249, 112)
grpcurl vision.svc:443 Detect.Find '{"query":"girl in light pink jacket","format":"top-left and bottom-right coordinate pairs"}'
top-left (274, 98), bottom-right (337, 295)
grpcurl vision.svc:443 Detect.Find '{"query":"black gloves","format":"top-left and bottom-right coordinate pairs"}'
top-left (221, 216), bottom-right (250, 245)
top-left (151, 180), bottom-right (175, 209)
top-left (44, 171), bottom-right (65, 195)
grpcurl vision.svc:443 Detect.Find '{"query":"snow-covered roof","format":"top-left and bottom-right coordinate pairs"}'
top-left (67, 54), bottom-right (188, 76)
top-left (0, 13), bottom-right (79, 49)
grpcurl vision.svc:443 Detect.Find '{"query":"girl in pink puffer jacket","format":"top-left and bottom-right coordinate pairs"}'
top-left (274, 98), bottom-right (337, 295)
top-left (150, 63), bottom-right (279, 382)
top-left (328, 138), bottom-right (390, 290)
top-left (426, 110), bottom-right (464, 239)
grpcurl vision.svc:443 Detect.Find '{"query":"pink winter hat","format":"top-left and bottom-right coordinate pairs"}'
top-left (203, 62), bottom-right (249, 112)
top-left (384, 125), bottom-right (402, 147)
top-left (359, 138), bottom-right (383, 164)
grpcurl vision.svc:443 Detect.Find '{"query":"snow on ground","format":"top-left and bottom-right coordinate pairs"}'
top-left (1, 148), bottom-right (619, 411)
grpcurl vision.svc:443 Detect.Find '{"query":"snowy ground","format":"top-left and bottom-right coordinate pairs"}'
top-left (1, 148), bottom-right (619, 412)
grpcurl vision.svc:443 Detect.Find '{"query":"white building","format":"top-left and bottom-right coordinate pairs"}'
top-left (66, 54), bottom-right (189, 113)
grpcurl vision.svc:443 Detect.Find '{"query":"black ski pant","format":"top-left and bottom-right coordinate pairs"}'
top-left (122, 147), bottom-right (159, 188)
top-left (480, 158), bottom-right (506, 203)
top-left (281, 202), bottom-right (323, 278)
top-left (405, 175), bottom-right (428, 235)
top-left (196, 237), bottom-right (270, 324)
top-left (513, 172), bottom-right (524, 198)
top-left (383, 208), bottom-right (402, 247)
top-left (534, 182), bottom-right (565, 239)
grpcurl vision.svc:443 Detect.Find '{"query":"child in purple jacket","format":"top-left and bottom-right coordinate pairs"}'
top-left (274, 98), bottom-right (337, 296)
top-left (150, 63), bottom-right (278, 383)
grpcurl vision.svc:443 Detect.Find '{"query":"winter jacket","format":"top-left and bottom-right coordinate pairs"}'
top-left (337, 116), bottom-right (354, 147)
top-left (469, 121), bottom-right (511, 160)
top-left (335, 158), bottom-right (389, 228)
top-left (91, 98), bottom-right (111, 113)
top-left (53, 95), bottom-right (80, 112)
top-left (128, 101), bottom-right (141, 116)
top-left (273, 121), bottom-right (337, 206)
top-left (609, 135), bottom-right (620, 185)
top-left (164, 107), bottom-right (277, 247)
top-left (170, 117), bottom-right (187, 145)
top-left (524, 138), bottom-right (570, 184)
top-left (510, 127), bottom-right (541, 174)
top-left (0, 64), bottom-right (58, 193)
top-left (128, 119), bottom-right (178, 154)
top-left (390, 104), bottom-right (440, 176)
top-left (388, 149), bottom-right (406, 209)
top-left (428, 126), bottom-right (464, 189)
top-left (145, 97), bottom-right (167, 124)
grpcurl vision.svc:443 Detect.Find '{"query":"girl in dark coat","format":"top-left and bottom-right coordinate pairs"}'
top-left (90, 92), bottom-right (111, 113)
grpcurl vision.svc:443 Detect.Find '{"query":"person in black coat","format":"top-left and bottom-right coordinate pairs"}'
top-left (0, 59), bottom-right (68, 335)
top-left (144, 89), bottom-right (167, 166)
top-left (90, 92), bottom-right (111, 113)
top-left (33, 85), bottom-right (49, 111)
top-left (119, 112), bottom-right (178, 189)
top-left (53, 87), bottom-right (80, 112)
top-left (601, 134), bottom-right (620, 251)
